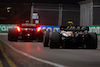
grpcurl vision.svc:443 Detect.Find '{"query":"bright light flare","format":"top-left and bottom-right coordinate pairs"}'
top-left (17, 26), bottom-right (21, 32)
top-left (37, 27), bottom-right (41, 32)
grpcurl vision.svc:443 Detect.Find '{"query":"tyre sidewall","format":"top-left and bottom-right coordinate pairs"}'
top-left (85, 33), bottom-right (97, 49)
top-left (43, 31), bottom-right (49, 47)
top-left (49, 32), bottom-right (60, 48)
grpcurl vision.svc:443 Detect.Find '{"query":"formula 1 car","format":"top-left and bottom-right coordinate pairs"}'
top-left (8, 24), bottom-right (43, 41)
top-left (43, 26), bottom-right (97, 49)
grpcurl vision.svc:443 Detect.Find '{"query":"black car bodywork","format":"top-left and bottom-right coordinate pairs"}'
top-left (8, 24), bottom-right (43, 41)
top-left (43, 26), bottom-right (97, 49)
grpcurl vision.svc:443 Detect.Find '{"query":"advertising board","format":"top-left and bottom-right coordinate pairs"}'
top-left (0, 24), bottom-right (100, 35)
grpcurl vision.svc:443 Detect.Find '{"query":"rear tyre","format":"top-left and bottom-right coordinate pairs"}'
top-left (85, 33), bottom-right (97, 49)
top-left (43, 31), bottom-right (49, 47)
top-left (49, 32), bottom-right (60, 48)
top-left (8, 28), bottom-right (18, 41)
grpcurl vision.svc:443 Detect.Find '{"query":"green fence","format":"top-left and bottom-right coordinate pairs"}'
top-left (89, 25), bottom-right (100, 35)
top-left (0, 24), bottom-right (16, 33)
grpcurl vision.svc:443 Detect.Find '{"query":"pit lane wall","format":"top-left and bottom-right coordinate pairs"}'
top-left (0, 24), bottom-right (100, 35)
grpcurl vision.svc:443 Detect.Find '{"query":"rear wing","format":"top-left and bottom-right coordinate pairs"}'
top-left (17, 24), bottom-right (40, 28)
top-left (60, 26), bottom-right (89, 31)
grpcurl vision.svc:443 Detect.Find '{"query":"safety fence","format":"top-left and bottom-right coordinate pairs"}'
top-left (0, 24), bottom-right (16, 33)
top-left (0, 24), bottom-right (100, 35)
top-left (89, 25), bottom-right (100, 35)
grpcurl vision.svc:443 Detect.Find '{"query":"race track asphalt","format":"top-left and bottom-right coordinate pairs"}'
top-left (0, 35), bottom-right (100, 67)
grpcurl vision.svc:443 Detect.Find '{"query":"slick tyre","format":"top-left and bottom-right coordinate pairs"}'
top-left (49, 32), bottom-right (60, 48)
top-left (8, 28), bottom-right (18, 41)
top-left (85, 33), bottom-right (97, 49)
top-left (43, 31), bottom-right (49, 47)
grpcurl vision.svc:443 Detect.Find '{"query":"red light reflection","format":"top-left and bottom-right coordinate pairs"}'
top-left (37, 46), bottom-right (40, 50)
top-left (26, 43), bottom-right (31, 53)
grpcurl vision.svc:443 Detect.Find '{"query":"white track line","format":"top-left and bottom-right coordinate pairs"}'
top-left (0, 33), bottom-right (8, 35)
top-left (0, 39), bottom-right (68, 67)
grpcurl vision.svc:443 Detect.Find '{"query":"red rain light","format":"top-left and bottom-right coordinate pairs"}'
top-left (17, 26), bottom-right (21, 32)
top-left (27, 34), bottom-right (30, 36)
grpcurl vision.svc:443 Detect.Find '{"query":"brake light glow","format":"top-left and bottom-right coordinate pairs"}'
top-left (17, 26), bottom-right (21, 32)
top-left (37, 27), bottom-right (41, 32)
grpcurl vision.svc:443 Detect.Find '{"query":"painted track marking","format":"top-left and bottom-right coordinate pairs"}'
top-left (0, 60), bottom-right (3, 67)
top-left (0, 39), bottom-right (68, 67)
top-left (0, 43), bottom-right (16, 67)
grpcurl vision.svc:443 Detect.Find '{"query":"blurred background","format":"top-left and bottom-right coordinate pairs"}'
top-left (0, 0), bottom-right (100, 26)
